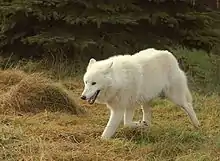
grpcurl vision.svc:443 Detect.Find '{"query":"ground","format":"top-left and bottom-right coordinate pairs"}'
top-left (0, 68), bottom-right (220, 161)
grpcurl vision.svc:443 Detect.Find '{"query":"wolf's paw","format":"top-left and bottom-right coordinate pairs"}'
top-left (124, 121), bottom-right (149, 128)
top-left (136, 120), bottom-right (149, 127)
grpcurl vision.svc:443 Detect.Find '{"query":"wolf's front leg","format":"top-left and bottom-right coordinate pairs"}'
top-left (124, 107), bottom-right (149, 128)
top-left (101, 107), bottom-right (124, 139)
top-left (141, 104), bottom-right (152, 127)
top-left (124, 107), bottom-right (138, 127)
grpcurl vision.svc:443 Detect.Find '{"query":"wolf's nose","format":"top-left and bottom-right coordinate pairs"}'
top-left (80, 95), bottom-right (86, 100)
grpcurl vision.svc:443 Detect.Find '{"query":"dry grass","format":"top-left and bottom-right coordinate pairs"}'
top-left (0, 69), bottom-right (28, 93)
top-left (0, 70), bottom-right (84, 115)
top-left (0, 68), bottom-right (220, 161)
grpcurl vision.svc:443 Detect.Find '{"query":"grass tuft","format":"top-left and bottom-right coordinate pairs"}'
top-left (0, 69), bottom-right (28, 93)
top-left (0, 71), bottom-right (85, 115)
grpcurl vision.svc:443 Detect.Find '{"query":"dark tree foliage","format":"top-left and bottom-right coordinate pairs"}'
top-left (0, 0), bottom-right (220, 60)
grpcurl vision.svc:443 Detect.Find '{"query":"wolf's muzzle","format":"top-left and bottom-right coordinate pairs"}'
top-left (80, 95), bottom-right (86, 100)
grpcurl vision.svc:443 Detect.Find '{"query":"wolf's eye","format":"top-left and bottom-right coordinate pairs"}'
top-left (91, 82), bottom-right (96, 85)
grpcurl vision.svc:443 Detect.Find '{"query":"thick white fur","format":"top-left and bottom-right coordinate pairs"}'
top-left (81, 48), bottom-right (200, 139)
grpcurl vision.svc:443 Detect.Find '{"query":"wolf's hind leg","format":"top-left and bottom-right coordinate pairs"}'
top-left (165, 79), bottom-right (200, 128)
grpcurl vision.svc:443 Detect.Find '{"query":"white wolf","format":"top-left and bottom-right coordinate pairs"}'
top-left (81, 48), bottom-right (200, 139)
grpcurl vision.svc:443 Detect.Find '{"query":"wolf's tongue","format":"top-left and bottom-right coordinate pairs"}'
top-left (88, 96), bottom-right (94, 104)
top-left (87, 90), bottom-right (99, 104)
top-left (88, 98), bottom-right (94, 104)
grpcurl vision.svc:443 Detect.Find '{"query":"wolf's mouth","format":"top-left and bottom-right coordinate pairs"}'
top-left (87, 90), bottom-right (100, 104)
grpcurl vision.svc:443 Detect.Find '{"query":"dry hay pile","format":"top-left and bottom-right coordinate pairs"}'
top-left (0, 71), bottom-right (84, 115)
top-left (0, 69), bottom-right (28, 93)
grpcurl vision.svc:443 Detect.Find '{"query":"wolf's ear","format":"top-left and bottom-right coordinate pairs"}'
top-left (89, 58), bottom-right (96, 65)
top-left (87, 58), bottom-right (96, 70)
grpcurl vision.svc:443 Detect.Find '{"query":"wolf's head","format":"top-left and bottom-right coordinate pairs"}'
top-left (81, 58), bottom-right (113, 104)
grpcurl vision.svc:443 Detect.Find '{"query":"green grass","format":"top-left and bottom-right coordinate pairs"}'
top-left (0, 48), bottom-right (220, 161)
